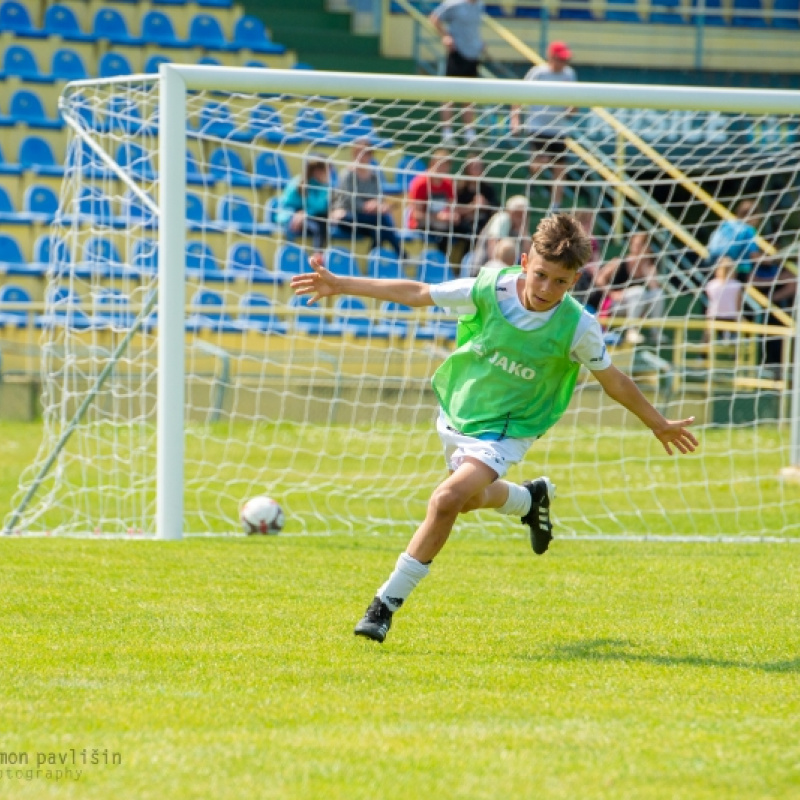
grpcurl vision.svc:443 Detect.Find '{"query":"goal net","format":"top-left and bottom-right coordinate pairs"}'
top-left (5, 67), bottom-right (800, 539)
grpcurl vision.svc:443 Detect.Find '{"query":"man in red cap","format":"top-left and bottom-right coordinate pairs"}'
top-left (511, 41), bottom-right (577, 212)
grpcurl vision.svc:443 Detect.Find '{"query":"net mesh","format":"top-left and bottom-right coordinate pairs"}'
top-left (5, 74), bottom-right (799, 538)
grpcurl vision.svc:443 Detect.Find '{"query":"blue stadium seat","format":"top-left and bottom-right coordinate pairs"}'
top-left (186, 150), bottom-right (208, 186)
top-left (64, 140), bottom-right (105, 180)
top-left (324, 247), bottom-right (359, 277)
top-left (22, 184), bottom-right (59, 222)
top-left (0, 186), bottom-right (18, 223)
top-left (98, 52), bottom-right (133, 79)
top-left (188, 13), bottom-right (228, 49)
top-left (91, 288), bottom-right (135, 329)
top-left (116, 143), bottom-right (157, 181)
top-left (198, 101), bottom-right (240, 139)
top-left (92, 8), bottom-right (144, 44)
top-left (374, 300), bottom-right (413, 338)
top-left (51, 48), bottom-right (89, 81)
top-left (289, 294), bottom-right (338, 336)
top-left (773, 0), bottom-right (800, 26)
top-left (335, 296), bottom-right (376, 337)
top-left (0, 233), bottom-right (26, 273)
top-left (83, 238), bottom-right (124, 276)
top-left (207, 148), bottom-right (253, 187)
top-left (0, 142), bottom-right (20, 176)
top-left (416, 305), bottom-right (457, 341)
top-left (44, 5), bottom-right (93, 42)
top-left (153, 0), bottom-right (189, 5)
top-left (274, 243), bottom-right (309, 276)
top-left (253, 151), bottom-right (291, 189)
top-left (132, 239), bottom-right (158, 274)
top-left (197, 0), bottom-right (233, 7)
top-left (557, 0), bottom-right (593, 19)
top-left (691, 0), bottom-right (727, 24)
top-left (732, 0), bottom-right (767, 25)
top-left (0, 1), bottom-right (44, 37)
top-left (144, 54), bottom-right (173, 73)
top-left (38, 288), bottom-right (95, 330)
top-left (250, 104), bottom-right (303, 145)
top-left (396, 154), bottom-right (426, 194)
top-left (416, 249), bottom-right (452, 283)
top-left (0, 284), bottom-right (33, 328)
top-left (141, 10), bottom-right (191, 47)
top-left (185, 241), bottom-right (223, 279)
top-left (197, 56), bottom-right (222, 66)
top-left (3, 45), bottom-right (50, 82)
top-left (232, 15), bottom-right (286, 54)
top-left (294, 108), bottom-right (342, 145)
top-left (74, 188), bottom-right (113, 224)
top-left (215, 193), bottom-right (256, 232)
top-left (368, 248), bottom-right (403, 280)
top-left (339, 111), bottom-right (393, 148)
top-left (185, 288), bottom-right (237, 332)
top-left (186, 192), bottom-right (207, 228)
top-left (9, 89), bottom-right (62, 129)
top-left (108, 98), bottom-right (147, 136)
top-left (33, 235), bottom-right (71, 273)
top-left (227, 243), bottom-right (283, 283)
top-left (117, 189), bottom-right (157, 227)
top-left (649, 0), bottom-right (685, 23)
top-left (236, 292), bottom-right (287, 334)
top-left (19, 136), bottom-right (63, 176)
top-left (605, 0), bottom-right (642, 21)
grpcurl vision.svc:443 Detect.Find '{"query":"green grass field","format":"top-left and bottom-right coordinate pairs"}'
top-left (2, 421), bottom-right (800, 799)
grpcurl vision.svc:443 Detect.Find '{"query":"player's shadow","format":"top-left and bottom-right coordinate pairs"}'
top-left (534, 637), bottom-right (800, 674)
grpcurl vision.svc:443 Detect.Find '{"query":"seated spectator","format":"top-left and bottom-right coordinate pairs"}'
top-left (330, 139), bottom-right (403, 256)
top-left (406, 148), bottom-right (460, 254)
top-left (471, 195), bottom-right (531, 268)
top-left (276, 155), bottom-right (330, 249)
top-left (590, 232), bottom-right (664, 343)
top-left (456, 155), bottom-right (498, 243)
top-left (482, 237), bottom-right (517, 270)
top-left (708, 199), bottom-right (770, 278)
top-left (705, 256), bottom-right (743, 342)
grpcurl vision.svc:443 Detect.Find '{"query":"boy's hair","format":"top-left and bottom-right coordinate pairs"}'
top-left (532, 213), bottom-right (593, 271)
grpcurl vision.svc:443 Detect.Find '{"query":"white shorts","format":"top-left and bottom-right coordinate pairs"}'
top-left (436, 411), bottom-right (537, 479)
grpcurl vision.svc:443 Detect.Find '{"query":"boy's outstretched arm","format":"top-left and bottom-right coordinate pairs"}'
top-left (290, 254), bottom-right (434, 307)
top-left (592, 365), bottom-right (699, 455)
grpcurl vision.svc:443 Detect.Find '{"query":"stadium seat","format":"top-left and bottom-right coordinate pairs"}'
top-left (186, 150), bottom-right (208, 186)
top-left (36, 287), bottom-right (93, 330)
top-left (649, 0), bottom-right (685, 23)
top-left (334, 297), bottom-right (377, 337)
top-left (141, 10), bottom-right (191, 47)
top-left (227, 243), bottom-right (283, 283)
top-left (274, 243), bottom-right (309, 277)
top-left (19, 136), bottom-right (63, 176)
top-left (185, 288), bottom-right (236, 331)
top-left (91, 288), bottom-right (135, 329)
top-left (188, 14), bottom-right (228, 49)
top-left (186, 192), bottom-right (207, 228)
top-left (198, 102), bottom-right (240, 140)
top-left (691, 0), bottom-right (727, 24)
top-left (0, 233), bottom-right (26, 273)
top-left (604, 0), bottom-right (642, 21)
top-left (324, 247), bottom-right (359, 278)
top-left (373, 300), bottom-right (413, 338)
top-left (250, 104), bottom-right (303, 145)
top-left (215, 193), bottom-right (257, 233)
top-left (51, 48), bottom-right (89, 81)
top-left (144, 54), bottom-right (173, 73)
top-left (108, 98), bottom-right (147, 136)
top-left (22, 184), bottom-right (59, 222)
top-left (773, 0), bottom-right (800, 27)
top-left (116, 143), bottom-right (157, 181)
top-left (197, 0), bottom-right (233, 7)
top-left (74, 188), bottom-right (113, 225)
top-left (557, 0), bottom-right (594, 19)
top-left (294, 108), bottom-right (342, 145)
top-left (92, 8), bottom-right (143, 45)
top-left (82, 238), bottom-right (124, 277)
top-left (197, 56), bottom-right (222, 66)
top-left (416, 249), bottom-right (452, 283)
top-left (253, 151), bottom-right (291, 189)
top-left (368, 248), bottom-right (403, 280)
top-left (153, 0), bottom-right (189, 5)
top-left (0, 185), bottom-right (18, 224)
top-left (185, 241), bottom-right (223, 279)
top-left (339, 111), bottom-right (393, 148)
top-left (236, 292), bottom-right (287, 334)
top-left (732, 0), bottom-right (767, 25)
top-left (207, 148), bottom-right (253, 188)
top-left (117, 189), bottom-right (157, 227)
top-left (415, 305), bottom-right (457, 341)
top-left (3, 45), bottom-right (49, 82)
top-left (44, 5), bottom-right (94, 42)
top-left (289, 293), bottom-right (339, 336)
top-left (98, 52), bottom-right (133, 79)
top-left (9, 89), bottom-right (62, 130)
top-left (396, 154), bottom-right (426, 194)
top-left (0, 284), bottom-right (33, 328)
top-left (0, 142), bottom-right (21, 176)
top-left (232, 15), bottom-right (286, 54)
top-left (33, 235), bottom-right (71, 273)
top-left (132, 239), bottom-right (158, 274)
top-left (0, 1), bottom-right (44, 37)
top-left (64, 140), bottom-right (105, 180)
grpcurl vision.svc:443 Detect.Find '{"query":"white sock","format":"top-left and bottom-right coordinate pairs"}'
top-left (377, 552), bottom-right (430, 612)
top-left (497, 481), bottom-right (532, 516)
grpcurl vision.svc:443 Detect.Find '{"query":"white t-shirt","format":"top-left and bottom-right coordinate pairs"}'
top-left (429, 272), bottom-right (612, 372)
top-left (522, 63), bottom-right (577, 133)
top-left (705, 277), bottom-right (743, 319)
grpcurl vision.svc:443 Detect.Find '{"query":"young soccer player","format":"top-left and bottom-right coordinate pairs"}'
top-left (290, 214), bottom-right (698, 643)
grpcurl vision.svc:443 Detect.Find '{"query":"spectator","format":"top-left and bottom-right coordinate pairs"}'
top-left (456, 154), bottom-right (499, 244)
top-left (510, 41), bottom-right (577, 212)
top-left (591, 232), bottom-right (664, 343)
top-left (406, 148), bottom-right (460, 254)
top-left (705, 256), bottom-right (743, 342)
top-left (276, 155), bottom-right (330, 249)
top-left (430, 0), bottom-right (485, 143)
top-left (471, 195), bottom-right (531, 269)
top-left (707, 199), bottom-right (765, 277)
top-left (483, 237), bottom-right (517, 270)
top-left (574, 209), bottom-right (600, 266)
top-left (330, 139), bottom-right (404, 256)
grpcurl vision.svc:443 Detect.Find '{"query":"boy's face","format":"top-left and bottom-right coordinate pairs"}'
top-left (519, 250), bottom-right (580, 312)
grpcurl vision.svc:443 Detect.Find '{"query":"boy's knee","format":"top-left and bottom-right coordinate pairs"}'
top-left (429, 484), bottom-right (468, 518)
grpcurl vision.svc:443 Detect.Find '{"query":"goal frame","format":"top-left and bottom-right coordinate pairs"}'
top-left (40, 64), bottom-right (798, 540)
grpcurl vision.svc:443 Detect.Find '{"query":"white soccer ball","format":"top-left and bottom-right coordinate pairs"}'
top-left (240, 496), bottom-right (284, 535)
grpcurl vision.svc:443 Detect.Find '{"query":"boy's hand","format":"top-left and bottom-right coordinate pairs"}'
top-left (652, 417), bottom-right (698, 455)
top-left (289, 253), bottom-right (338, 305)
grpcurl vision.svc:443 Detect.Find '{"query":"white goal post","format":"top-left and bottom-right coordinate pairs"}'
top-left (5, 65), bottom-right (800, 539)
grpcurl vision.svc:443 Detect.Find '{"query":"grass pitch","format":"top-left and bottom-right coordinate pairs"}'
top-left (1, 421), bottom-right (799, 799)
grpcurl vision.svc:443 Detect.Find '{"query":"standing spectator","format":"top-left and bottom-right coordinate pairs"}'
top-left (430, 0), bottom-right (485, 144)
top-left (707, 199), bottom-right (765, 277)
top-left (406, 148), bottom-right (460, 254)
top-left (705, 257), bottom-right (743, 342)
top-left (456, 154), bottom-right (499, 245)
top-left (510, 41), bottom-right (577, 212)
top-left (472, 195), bottom-right (531, 269)
top-left (330, 139), bottom-right (404, 256)
top-left (276, 155), bottom-right (330, 249)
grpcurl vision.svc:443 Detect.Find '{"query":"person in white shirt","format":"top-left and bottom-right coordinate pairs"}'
top-left (705, 257), bottom-right (743, 342)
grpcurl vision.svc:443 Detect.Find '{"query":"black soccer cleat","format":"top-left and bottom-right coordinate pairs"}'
top-left (354, 597), bottom-right (394, 643)
top-left (521, 477), bottom-right (556, 555)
